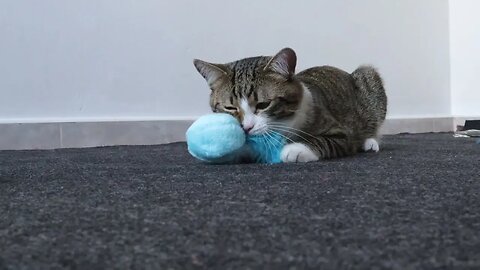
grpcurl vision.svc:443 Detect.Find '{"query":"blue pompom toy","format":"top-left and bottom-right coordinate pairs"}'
top-left (186, 113), bottom-right (285, 164)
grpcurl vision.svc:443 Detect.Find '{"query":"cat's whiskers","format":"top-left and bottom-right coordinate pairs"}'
top-left (268, 126), bottom-right (317, 147)
top-left (268, 123), bottom-right (321, 146)
top-left (260, 137), bottom-right (269, 161)
top-left (266, 129), bottom-right (296, 145)
top-left (265, 129), bottom-right (286, 159)
top-left (261, 133), bottom-right (275, 160)
top-left (268, 123), bottom-right (320, 140)
top-left (264, 130), bottom-right (284, 145)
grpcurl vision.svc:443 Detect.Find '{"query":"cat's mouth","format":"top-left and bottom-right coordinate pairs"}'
top-left (246, 127), bottom-right (264, 136)
top-left (245, 114), bottom-right (296, 136)
top-left (244, 124), bottom-right (268, 136)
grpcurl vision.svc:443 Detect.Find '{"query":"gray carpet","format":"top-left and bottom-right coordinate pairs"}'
top-left (1, 133), bottom-right (479, 270)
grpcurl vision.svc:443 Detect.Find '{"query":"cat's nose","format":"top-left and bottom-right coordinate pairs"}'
top-left (242, 124), bottom-right (254, 134)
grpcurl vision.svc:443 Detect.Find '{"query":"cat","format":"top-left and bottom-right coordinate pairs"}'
top-left (193, 48), bottom-right (387, 163)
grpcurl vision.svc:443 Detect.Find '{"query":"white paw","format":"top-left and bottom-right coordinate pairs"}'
top-left (281, 143), bottom-right (319, 163)
top-left (363, 138), bottom-right (380, 152)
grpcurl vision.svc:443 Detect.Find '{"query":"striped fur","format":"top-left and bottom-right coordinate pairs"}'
top-left (194, 48), bottom-right (387, 162)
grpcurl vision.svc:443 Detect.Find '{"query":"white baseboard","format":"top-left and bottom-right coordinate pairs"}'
top-left (379, 117), bottom-right (454, 135)
top-left (0, 120), bottom-right (193, 150)
top-left (0, 117), bottom-right (459, 150)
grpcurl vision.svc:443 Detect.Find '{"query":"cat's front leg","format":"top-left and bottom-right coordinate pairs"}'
top-left (280, 143), bottom-right (319, 163)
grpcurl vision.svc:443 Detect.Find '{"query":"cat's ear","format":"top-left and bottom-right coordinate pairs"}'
top-left (265, 48), bottom-right (297, 78)
top-left (193, 59), bottom-right (228, 87)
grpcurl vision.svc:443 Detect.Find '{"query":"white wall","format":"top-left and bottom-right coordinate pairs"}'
top-left (449, 0), bottom-right (480, 117)
top-left (0, 0), bottom-right (451, 123)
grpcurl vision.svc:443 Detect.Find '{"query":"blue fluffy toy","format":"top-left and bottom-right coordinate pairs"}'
top-left (186, 113), bottom-right (285, 164)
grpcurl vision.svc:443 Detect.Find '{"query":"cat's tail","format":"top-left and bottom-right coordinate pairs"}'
top-left (351, 66), bottom-right (388, 136)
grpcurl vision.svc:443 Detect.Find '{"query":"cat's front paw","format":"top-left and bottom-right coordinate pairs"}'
top-left (280, 143), bottom-right (319, 163)
top-left (363, 138), bottom-right (380, 152)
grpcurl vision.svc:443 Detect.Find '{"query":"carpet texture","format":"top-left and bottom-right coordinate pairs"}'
top-left (1, 133), bottom-right (479, 269)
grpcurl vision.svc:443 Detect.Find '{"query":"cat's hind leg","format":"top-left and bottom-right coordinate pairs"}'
top-left (363, 138), bottom-right (380, 152)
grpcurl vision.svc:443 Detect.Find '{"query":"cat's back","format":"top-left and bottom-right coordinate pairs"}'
top-left (297, 65), bottom-right (350, 77)
top-left (296, 65), bottom-right (355, 93)
top-left (296, 64), bottom-right (387, 140)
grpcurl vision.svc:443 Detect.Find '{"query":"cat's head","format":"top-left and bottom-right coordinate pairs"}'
top-left (193, 48), bottom-right (304, 135)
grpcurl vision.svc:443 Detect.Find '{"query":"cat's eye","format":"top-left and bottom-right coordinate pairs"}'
top-left (256, 101), bottom-right (271, 111)
top-left (224, 106), bottom-right (237, 111)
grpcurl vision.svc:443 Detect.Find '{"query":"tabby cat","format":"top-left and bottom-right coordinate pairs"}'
top-left (193, 48), bottom-right (387, 163)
